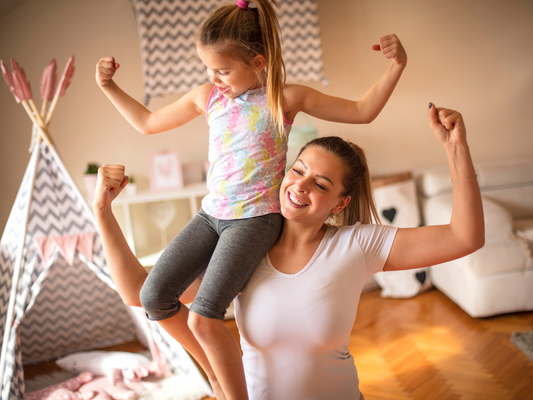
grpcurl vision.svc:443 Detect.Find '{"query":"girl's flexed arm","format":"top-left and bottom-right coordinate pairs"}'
top-left (96, 57), bottom-right (212, 135)
top-left (383, 104), bottom-right (485, 271)
top-left (284, 34), bottom-right (406, 123)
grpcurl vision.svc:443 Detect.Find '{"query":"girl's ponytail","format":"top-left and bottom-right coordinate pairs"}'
top-left (250, 0), bottom-right (286, 133)
top-left (297, 137), bottom-right (381, 226)
top-left (196, 0), bottom-right (286, 132)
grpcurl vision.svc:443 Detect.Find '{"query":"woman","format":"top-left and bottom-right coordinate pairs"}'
top-left (93, 103), bottom-right (484, 399)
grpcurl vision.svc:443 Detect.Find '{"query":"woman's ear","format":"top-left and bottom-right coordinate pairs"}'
top-left (331, 196), bottom-right (351, 215)
top-left (253, 54), bottom-right (267, 72)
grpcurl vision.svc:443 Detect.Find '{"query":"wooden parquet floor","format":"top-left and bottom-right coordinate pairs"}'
top-left (348, 289), bottom-right (533, 400)
top-left (23, 288), bottom-right (533, 399)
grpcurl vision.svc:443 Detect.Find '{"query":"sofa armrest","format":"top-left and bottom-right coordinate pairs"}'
top-left (420, 193), bottom-right (514, 242)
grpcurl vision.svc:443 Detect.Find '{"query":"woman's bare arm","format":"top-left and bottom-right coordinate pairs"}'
top-left (384, 104), bottom-right (485, 271)
top-left (92, 165), bottom-right (148, 306)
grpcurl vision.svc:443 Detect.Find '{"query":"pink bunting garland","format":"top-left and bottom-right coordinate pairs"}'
top-left (76, 232), bottom-right (95, 262)
top-left (34, 237), bottom-right (56, 265)
top-left (52, 235), bottom-right (78, 266)
top-left (34, 232), bottom-right (95, 266)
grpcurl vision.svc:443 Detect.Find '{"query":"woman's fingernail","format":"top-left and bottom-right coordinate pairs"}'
top-left (429, 102), bottom-right (433, 108)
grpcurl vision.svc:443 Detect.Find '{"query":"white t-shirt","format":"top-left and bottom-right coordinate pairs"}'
top-left (235, 222), bottom-right (398, 400)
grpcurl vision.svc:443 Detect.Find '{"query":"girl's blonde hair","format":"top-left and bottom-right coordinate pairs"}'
top-left (196, 0), bottom-right (286, 132)
top-left (297, 136), bottom-right (381, 226)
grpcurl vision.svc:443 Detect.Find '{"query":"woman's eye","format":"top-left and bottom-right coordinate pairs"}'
top-left (292, 168), bottom-right (302, 175)
top-left (219, 71), bottom-right (227, 76)
top-left (316, 183), bottom-right (326, 190)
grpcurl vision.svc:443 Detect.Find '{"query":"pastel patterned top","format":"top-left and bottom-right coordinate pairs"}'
top-left (202, 86), bottom-right (292, 219)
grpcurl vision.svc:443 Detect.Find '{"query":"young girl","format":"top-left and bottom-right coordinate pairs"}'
top-left (95, 0), bottom-right (407, 398)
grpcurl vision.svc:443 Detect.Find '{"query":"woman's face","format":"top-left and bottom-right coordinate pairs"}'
top-left (280, 146), bottom-right (350, 224)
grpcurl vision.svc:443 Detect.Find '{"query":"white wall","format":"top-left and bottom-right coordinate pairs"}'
top-left (1, 0), bottom-right (532, 233)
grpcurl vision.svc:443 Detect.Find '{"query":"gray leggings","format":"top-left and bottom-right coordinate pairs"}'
top-left (140, 208), bottom-right (283, 320)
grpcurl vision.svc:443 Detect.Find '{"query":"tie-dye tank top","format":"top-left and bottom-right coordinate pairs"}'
top-left (202, 86), bottom-right (292, 219)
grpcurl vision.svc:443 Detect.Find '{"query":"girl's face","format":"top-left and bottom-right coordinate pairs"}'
top-left (197, 46), bottom-right (264, 99)
top-left (280, 146), bottom-right (351, 225)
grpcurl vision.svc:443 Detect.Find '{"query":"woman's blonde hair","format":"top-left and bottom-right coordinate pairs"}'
top-left (196, 0), bottom-right (286, 132)
top-left (297, 136), bottom-right (381, 226)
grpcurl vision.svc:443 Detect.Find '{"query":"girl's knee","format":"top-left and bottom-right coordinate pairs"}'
top-left (188, 312), bottom-right (223, 339)
top-left (139, 286), bottom-right (158, 318)
top-left (139, 285), bottom-right (180, 321)
top-left (188, 312), bottom-right (206, 334)
top-left (189, 295), bottom-right (228, 321)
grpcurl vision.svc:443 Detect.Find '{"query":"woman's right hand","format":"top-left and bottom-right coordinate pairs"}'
top-left (93, 164), bottom-right (129, 212)
top-left (95, 56), bottom-right (120, 87)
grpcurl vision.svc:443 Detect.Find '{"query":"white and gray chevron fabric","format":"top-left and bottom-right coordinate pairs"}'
top-left (134, 0), bottom-right (326, 103)
top-left (0, 142), bottom-right (209, 399)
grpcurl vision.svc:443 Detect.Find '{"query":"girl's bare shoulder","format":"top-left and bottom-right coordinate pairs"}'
top-left (283, 83), bottom-right (311, 99)
top-left (197, 83), bottom-right (215, 95)
top-left (187, 83), bottom-right (215, 113)
top-left (283, 84), bottom-right (316, 119)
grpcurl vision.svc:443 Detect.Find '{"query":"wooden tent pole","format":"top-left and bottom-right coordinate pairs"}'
top-left (28, 99), bottom-right (52, 146)
top-left (28, 99), bottom-right (48, 130)
top-left (20, 101), bottom-right (53, 146)
top-left (44, 95), bottom-right (60, 126)
top-left (40, 98), bottom-right (48, 118)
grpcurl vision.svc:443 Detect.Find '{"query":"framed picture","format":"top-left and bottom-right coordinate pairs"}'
top-left (149, 150), bottom-right (184, 192)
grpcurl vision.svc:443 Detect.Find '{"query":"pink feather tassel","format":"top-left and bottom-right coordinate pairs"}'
top-left (40, 59), bottom-right (57, 102)
top-left (1, 59), bottom-right (21, 103)
top-left (11, 58), bottom-right (33, 101)
top-left (56, 55), bottom-right (75, 97)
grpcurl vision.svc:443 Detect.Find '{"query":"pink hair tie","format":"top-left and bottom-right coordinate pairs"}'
top-left (236, 0), bottom-right (248, 9)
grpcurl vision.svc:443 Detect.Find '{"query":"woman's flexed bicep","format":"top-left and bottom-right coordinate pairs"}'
top-left (384, 104), bottom-right (484, 272)
top-left (384, 224), bottom-right (475, 271)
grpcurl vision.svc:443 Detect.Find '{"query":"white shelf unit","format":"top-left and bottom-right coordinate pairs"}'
top-left (112, 182), bottom-right (209, 266)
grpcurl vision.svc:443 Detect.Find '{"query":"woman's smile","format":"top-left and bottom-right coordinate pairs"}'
top-left (288, 191), bottom-right (308, 207)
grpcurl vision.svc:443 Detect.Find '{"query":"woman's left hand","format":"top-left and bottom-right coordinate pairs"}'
top-left (427, 103), bottom-right (467, 147)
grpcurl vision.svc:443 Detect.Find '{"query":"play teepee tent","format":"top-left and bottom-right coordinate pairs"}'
top-left (0, 58), bottom-right (212, 400)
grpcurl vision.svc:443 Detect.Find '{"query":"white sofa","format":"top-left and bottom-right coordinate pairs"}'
top-left (415, 157), bottom-right (533, 317)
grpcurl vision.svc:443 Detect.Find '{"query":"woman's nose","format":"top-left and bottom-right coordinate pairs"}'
top-left (294, 178), bottom-right (309, 193)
